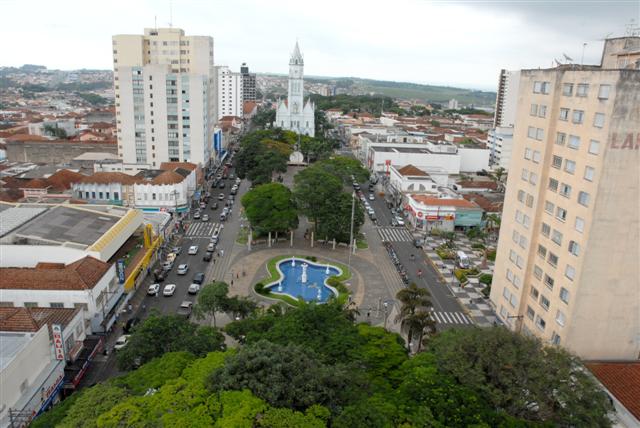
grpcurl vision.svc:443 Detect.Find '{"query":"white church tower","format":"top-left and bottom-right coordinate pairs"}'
top-left (274, 42), bottom-right (315, 137)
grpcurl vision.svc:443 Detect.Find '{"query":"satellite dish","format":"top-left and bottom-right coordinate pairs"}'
top-left (563, 53), bottom-right (574, 62)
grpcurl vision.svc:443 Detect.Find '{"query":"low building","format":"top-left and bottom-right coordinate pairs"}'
top-left (5, 136), bottom-right (117, 164)
top-left (404, 194), bottom-right (483, 232)
top-left (0, 256), bottom-right (120, 333)
top-left (586, 362), bottom-right (640, 427)
top-left (0, 307), bottom-right (101, 427)
top-left (72, 172), bottom-right (139, 206)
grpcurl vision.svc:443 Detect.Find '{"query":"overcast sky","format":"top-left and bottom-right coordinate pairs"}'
top-left (2, 0), bottom-right (638, 90)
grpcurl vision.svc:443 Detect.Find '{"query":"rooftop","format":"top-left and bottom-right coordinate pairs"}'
top-left (586, 362), bottom-right (640, 421)
top-left (0, 256), bottom-right (111, 291)
top-left (0, 332), bottom-right (33, 371)
top-left (411, 195), bottom-right (480, 209)
top-left (0, 307), bottom-right (81, 333)
top-left (0, 205), bottom-right (48, 236)
top-left (397, 164), bottom-right (429, 177)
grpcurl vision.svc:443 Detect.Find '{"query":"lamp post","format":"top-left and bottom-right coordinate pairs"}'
top-left (347, 191), bottom-right (355, 271)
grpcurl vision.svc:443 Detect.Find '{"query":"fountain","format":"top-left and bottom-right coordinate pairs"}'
top-left (316, 286), bottom-right (322, 300)
top-left (291, 257), bottom-right (296, 267)
top-left (325, 265), bottom-right (330, 275)
top-left (265, 258), bottom-right (343, 303)
top-left (277, 281), bottom-right (283, 292)
top-left (301, 263), bottom-right (308, 283)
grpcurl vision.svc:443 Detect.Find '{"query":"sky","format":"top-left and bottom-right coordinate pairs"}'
top-left (2, 0), bottom-right (638, 90)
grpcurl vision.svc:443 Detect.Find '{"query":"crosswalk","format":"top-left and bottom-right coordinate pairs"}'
top-left (377, 227), bottom-right (414, 242)
top-left (430, 311), bottom-right (472, 325)
top-left (185, 222), bottom-right (221, 238)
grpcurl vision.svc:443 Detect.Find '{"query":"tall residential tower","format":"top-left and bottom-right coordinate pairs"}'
top-left (112, 28), bottom-right (216, 168)
top-left (490, 37), bottom-right (640, 360)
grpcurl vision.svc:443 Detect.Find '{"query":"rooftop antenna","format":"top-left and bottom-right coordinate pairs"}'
top-left (154, 15), bottom-right (157, 30)
top-left (581, 43), bottom-right (587, 65)
top-left (563, 53), bottom-right (574, 63)
top-left (626, 19), bottom-right (639, 36)
top-left (169, 0), bottom-right (173, 28)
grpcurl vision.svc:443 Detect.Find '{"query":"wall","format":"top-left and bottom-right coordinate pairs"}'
top-left (457, 147), bottom-right (491, 172)
top-left (0, 246), bottom-right (88, 267)
top-left (369, 148), bottom-right (461, 174)
top-left (133, 181), bottom-right (189, 211)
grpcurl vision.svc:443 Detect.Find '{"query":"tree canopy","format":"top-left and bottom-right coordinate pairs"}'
top-left (241, 182), bottom-right (298, 236)
top-left (235, 129), bottom-right (295, 185)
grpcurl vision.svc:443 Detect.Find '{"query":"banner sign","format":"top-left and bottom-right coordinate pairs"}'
top-left (116, 259), bottom-right (126, 284)
top-left (52, 324), bottom-right (65, 361)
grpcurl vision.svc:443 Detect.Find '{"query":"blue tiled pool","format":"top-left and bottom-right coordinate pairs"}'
top-left (266, 258), bottom-right (341, 302)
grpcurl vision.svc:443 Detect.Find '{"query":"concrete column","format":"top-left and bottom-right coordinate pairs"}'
top-left (248, 229), bottom-right (252, 251)
top-left (290, 230), bottom-right (293, 247)
top-left (332, 239), bottom-right (336, 250)
top-left (310, 231), bottom-right (314, 247)
top-left (268, 231), bottom-right (272, 248)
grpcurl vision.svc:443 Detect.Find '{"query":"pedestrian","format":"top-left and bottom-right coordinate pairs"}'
top-left (231, 279), bottom-right (234, 286)
top-left (220, 249), bottom-right (224, 257)
top-left (236, 272), bottom-right (239, 279)
top-left (242, 269), bottom-right (246, 277)
top-left (128, 303), bottom-right (133, 313)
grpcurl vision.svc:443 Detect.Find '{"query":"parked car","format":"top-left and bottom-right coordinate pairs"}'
top-left (369, 194), bottom-right (375, 201)
top-left (395, 216), bottom-right (405, 226)
top-left (200, 202), bottom-right (206, 209)
top-left (114, 335), bottom-right (131, 351)
top-left (203, 251), bottom-right (213, 262)
top-left (235, 178), bottom-right (241, 185)
top-left (188, 245), bottom-right (199, 255)
top-left (207, 242), bottom-right (216, 252)
top-left (193, 272), bottom-right (205, 285)
top-left (147, 283), bottom-right (160, 295)
top-left (218, 193), bottom-right (225, 201)
top-left (188, 283), bottom-right (201, 294)
top-left (153, 269), bottom-right (166, 282)
top-left (230, 187), bottom-right (237, 195)
top-left (391, 217), bottom-right (399, 227)
top-left (202, 214), bottom-right (210, 222)
top-left (177, 264), bottom-right (189, 275)
top-left (162, 260), bottom-right (174, 271)
top-left (210, 202), bottom-right (218, 210)
top-left (171, 246), bottom-right (182, 255)
top-left (219, 181), bottom-right (225, 189)
top-left (219, 212), bottom-right (227, 222)
top-left (177, 301), bottom-right (193, 318)
top-left (123, 317), bottom-right (140, 334)
top-left (163, 283), bottom-right (177, 296)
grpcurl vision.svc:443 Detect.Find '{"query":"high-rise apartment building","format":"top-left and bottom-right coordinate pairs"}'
top-left (488, 70), bottom-right (521, 169)
top-left (112, 28), bottom-right (215, 167)
top-left (240, 63), bottom-right (257, 101)
top-left (490, 37), bottom-right (640, 360)
top-left (215, 66), bottom-right (244, 119)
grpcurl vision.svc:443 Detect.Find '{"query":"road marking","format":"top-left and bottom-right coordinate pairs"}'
top-left (186, 222), bottom-right (219, 237)
top-left (430, 311), bottom-right (471, 325)
top-left (377, 227), bottom-right (413, 242)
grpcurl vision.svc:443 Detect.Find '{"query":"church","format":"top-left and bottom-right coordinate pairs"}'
top-left (274, 42), bottom-right (315, 137)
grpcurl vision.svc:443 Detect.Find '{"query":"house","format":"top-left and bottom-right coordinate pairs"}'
top-left (72, 171), bottom-right (139, 206)
top-left (586, 362), bottom-right (640, 427)
top-left (404, 194), bottom-right (483, 232)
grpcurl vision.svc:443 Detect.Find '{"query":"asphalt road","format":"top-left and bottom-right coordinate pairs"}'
top-left (360, 180), bottom-right (468, 325)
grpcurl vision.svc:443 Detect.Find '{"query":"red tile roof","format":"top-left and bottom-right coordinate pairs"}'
top-left (90, 122), bottom-right (113, 129)
top-left (243, 101), bottom-right (257, 115)
top-left (397, 164), bottom-right (429, 177)
top-left (76, 172), bottom-right (141, 185)
top-left (586, 362), bottom-right (640, 421)
top-left (457, 180), bottom-right (498, 190)
top-left (46, 169), bottom-right (85, 191)
top-left (0, 307), bottom-right (81, 333)
top-left (0, 256), bottom-right (111, 291)
top-left (411, 195), bottom-right (480, 208)
top-left (463, 193), bottom-right (503, 213)
top-left (5, 134), bottom-right (51, 142)
top-left (21, 178), bottom-right (51, 189)
top-left (159, 162), bottom-right (197, 172)
top-left (151, 170), bottom-right (185, 185)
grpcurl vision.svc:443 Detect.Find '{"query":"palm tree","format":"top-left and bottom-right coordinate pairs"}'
top-left (402, 311), bottom-right (437, 353)
top-left (396, 283), bottom-right (434, 350)
top-left (343, 301), bottom-right (360, 322)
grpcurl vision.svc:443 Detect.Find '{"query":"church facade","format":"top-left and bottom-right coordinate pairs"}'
top-left (274, 42), bottom-right (315, 137)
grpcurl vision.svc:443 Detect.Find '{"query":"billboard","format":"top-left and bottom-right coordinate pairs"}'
top-left (116, 259), bottom-right (126, 284)
top-left (52, 324), bottom-right (65, 361)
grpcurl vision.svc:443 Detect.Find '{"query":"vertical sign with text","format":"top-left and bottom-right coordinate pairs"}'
top-left (52, 324), bottom-right (65, 361)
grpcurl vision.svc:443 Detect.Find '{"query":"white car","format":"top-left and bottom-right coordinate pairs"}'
top-left (188, 283), bottom-right (200, 295)
top-left (147, 283), bottom-right (160, 295)
top-left (395, 216), bottom-right (405, 226)
top-left (207, 242), bottom-right (216, 252)
top-left (177, 264), bottom-right (189, 275)
top-left (369, 194), bottom-right (375, 201)
top-left (163, 283), bottom-right (177, 296)
top-left (211, 228), bottom-right (220, 240)
top-left (188, 245), bottom-right (199, 255)
top-left (114, 335), bottom-right (131, 351)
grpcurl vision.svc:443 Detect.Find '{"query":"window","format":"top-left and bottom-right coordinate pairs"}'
top-left (552, 155), bottom-right (562, 169)
top-left (548, 252), bottom-right (558, 267)
top-left (530, 286), bottom-right (540, 300)
top-left (593, 113), bottom-right (605, 128)
top-left (556, 132), bottom-right (566, 146)
top-left (524, 148), bottom-right (532, 159)
top-left (24, 302), bottom-right (38, 308)
top-left (509, 250), bottom-right (517, 263)
top-left (576, 83), bottom-right (589, 97)
top-left (521, 169), bottom-right (529, 181)
top-left (544, 200), bottom-right (555, 214)
top-left (551, 332), bottom-right (561, 345)
top-left (584, 166), bottom-right (595, 181)
top-left (568, 135), bottom-right (581, 149)
top-left (548, 178), bottom-right (559, 192)
top-left (560, 287), bottom-right (570, 304)
top-left (533, 265), bottom-right (543, 279)
top-left (556, 310), bottom-right (566, 326)
top-left (536, 128), bottom-right (544, 141)
top-left (0, 302), bottom-right (14, 307)
top-left (588, 140), bottom-right (600, 155)
top-left (517, 190), bottom-right (526, 203)
top-left (74, 303), bottom-right (89, 311)
top-left (564, 160), bottom-right (576, 174)
top-left (535, 315), bottom-right (546, 331)
top-left (559, 108), bottom-right (569, 121)
top-left (541, 222), bottom-right (551, 237)
top-left (568, 240), bottom-right (581, 256)
top-left (537, 244), bottom-right (547, 258)
top-left (50, 302), bottom-right (65, 308)
top-left (538, 105), bottom-right (547, 118)
top-left (503, 286), bottom-right (511, 300)
top-left (540, 295), bottom-right (550, 310)
top-left (575, 217), bottom-right (585, 233)
top-left (515, 209), bottom-right (524, 224)
top-left (572, 110), bottom-right (584, 124)
top-left (533, 81), bottom-right (547, 93)
top-left (519, 235), bottom-right (528, 249)
top-left (559, 183), bottom-right (572, 198)
top-left (526, 194), bottom-right (534, 207)
top-left (544, 274), bottom-right (555, 289)
top-left (532, 150), bottom-right (541, 163)
top-left (529, 173), bottom-right (538, 185)
top-left (523, 214), bottom-right (531, 229)
top-left (578, 191), bottom-right (590, 207)
top-left (598, 84), bottom-right (611, 100)
top-left (527, 127), bottom-right (536, 139)
top-left (530, 104), bottom-right (538, 116)
top-left (551, 230), bottom-right (563, 245)
top-left (556, 207), bottom-right (567, 222)
top-left (526, 306), bottom-right (535, 320)
top-left (562, 83), bottom-right (573, 96)
top-left (565, 265), bottom-right (575, 281)
top-left (512, 230), bottom-right (520, 243)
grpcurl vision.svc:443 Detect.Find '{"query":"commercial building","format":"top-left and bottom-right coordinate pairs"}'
top-left (488, 70), bottom-right (521, 170)
top-left (240, 62), bottom-right (257, 101)
top-left (404, 194), bottom-right (483, 232)
top-left (112, 27), bottom-right (216, 167)
top-left (216, 66), bottom-right (244, 120)
top-left (490, 37), bottom-right (640, 360)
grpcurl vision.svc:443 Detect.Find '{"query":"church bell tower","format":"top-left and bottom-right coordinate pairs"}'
top-left (288, 42), bottom-right (304, 120)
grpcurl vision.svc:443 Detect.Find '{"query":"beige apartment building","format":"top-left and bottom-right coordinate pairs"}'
top-left (491, 37), bottom-right (640, 361)
top-left (112, 28), bottom-right (216, 168)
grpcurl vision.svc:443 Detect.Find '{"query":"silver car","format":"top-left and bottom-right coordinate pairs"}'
top-left (177, 264), bottom-right (189, 275)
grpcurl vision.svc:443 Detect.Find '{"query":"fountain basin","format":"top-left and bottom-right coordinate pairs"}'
top-left (265, 258), bottom-right (342, 303)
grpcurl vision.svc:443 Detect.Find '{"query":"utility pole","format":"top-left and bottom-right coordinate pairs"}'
top-left (348, 191), bottom-right (355, 270)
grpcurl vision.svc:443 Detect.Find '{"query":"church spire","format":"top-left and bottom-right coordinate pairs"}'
top-left (290, 41), bottom-right (304, 65)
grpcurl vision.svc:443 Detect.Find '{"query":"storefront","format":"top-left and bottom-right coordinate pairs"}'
top-left (404, 194), bottom-right (482, 233)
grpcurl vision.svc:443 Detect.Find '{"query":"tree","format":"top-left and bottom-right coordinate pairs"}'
top-left (208, 340), bottom-right (362, 411)
top-left (252, 107), bottom-right (276, 129)
top-left (241, 183), bottom-right (298, 236)
top-left (316, 191), bottom-right (364, 243)
top-left (194, 281), bottom-right (231, 327)
top-left (427, 327), bottom-right (614, 426)
top-left (313, 156), bottom-right (369, 185)
top-left (395, 283), bottom-right (434, 351)
top-left (492, 166), bottom-right (506, 184)
top-left (116, 314), bottom-right (225, 370)
top-left (396, 282), bottom-right (432, 318)
top-left (235, 130), bottom-right (294, 185)
top-left (43, 124), bottom-right (67, 138)
top-left (299, 136), bottom-right (335, 163)
top-left (402, 311), bottom-right (436, 353)
top-left (293, 165), bottom-right (343, 235)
